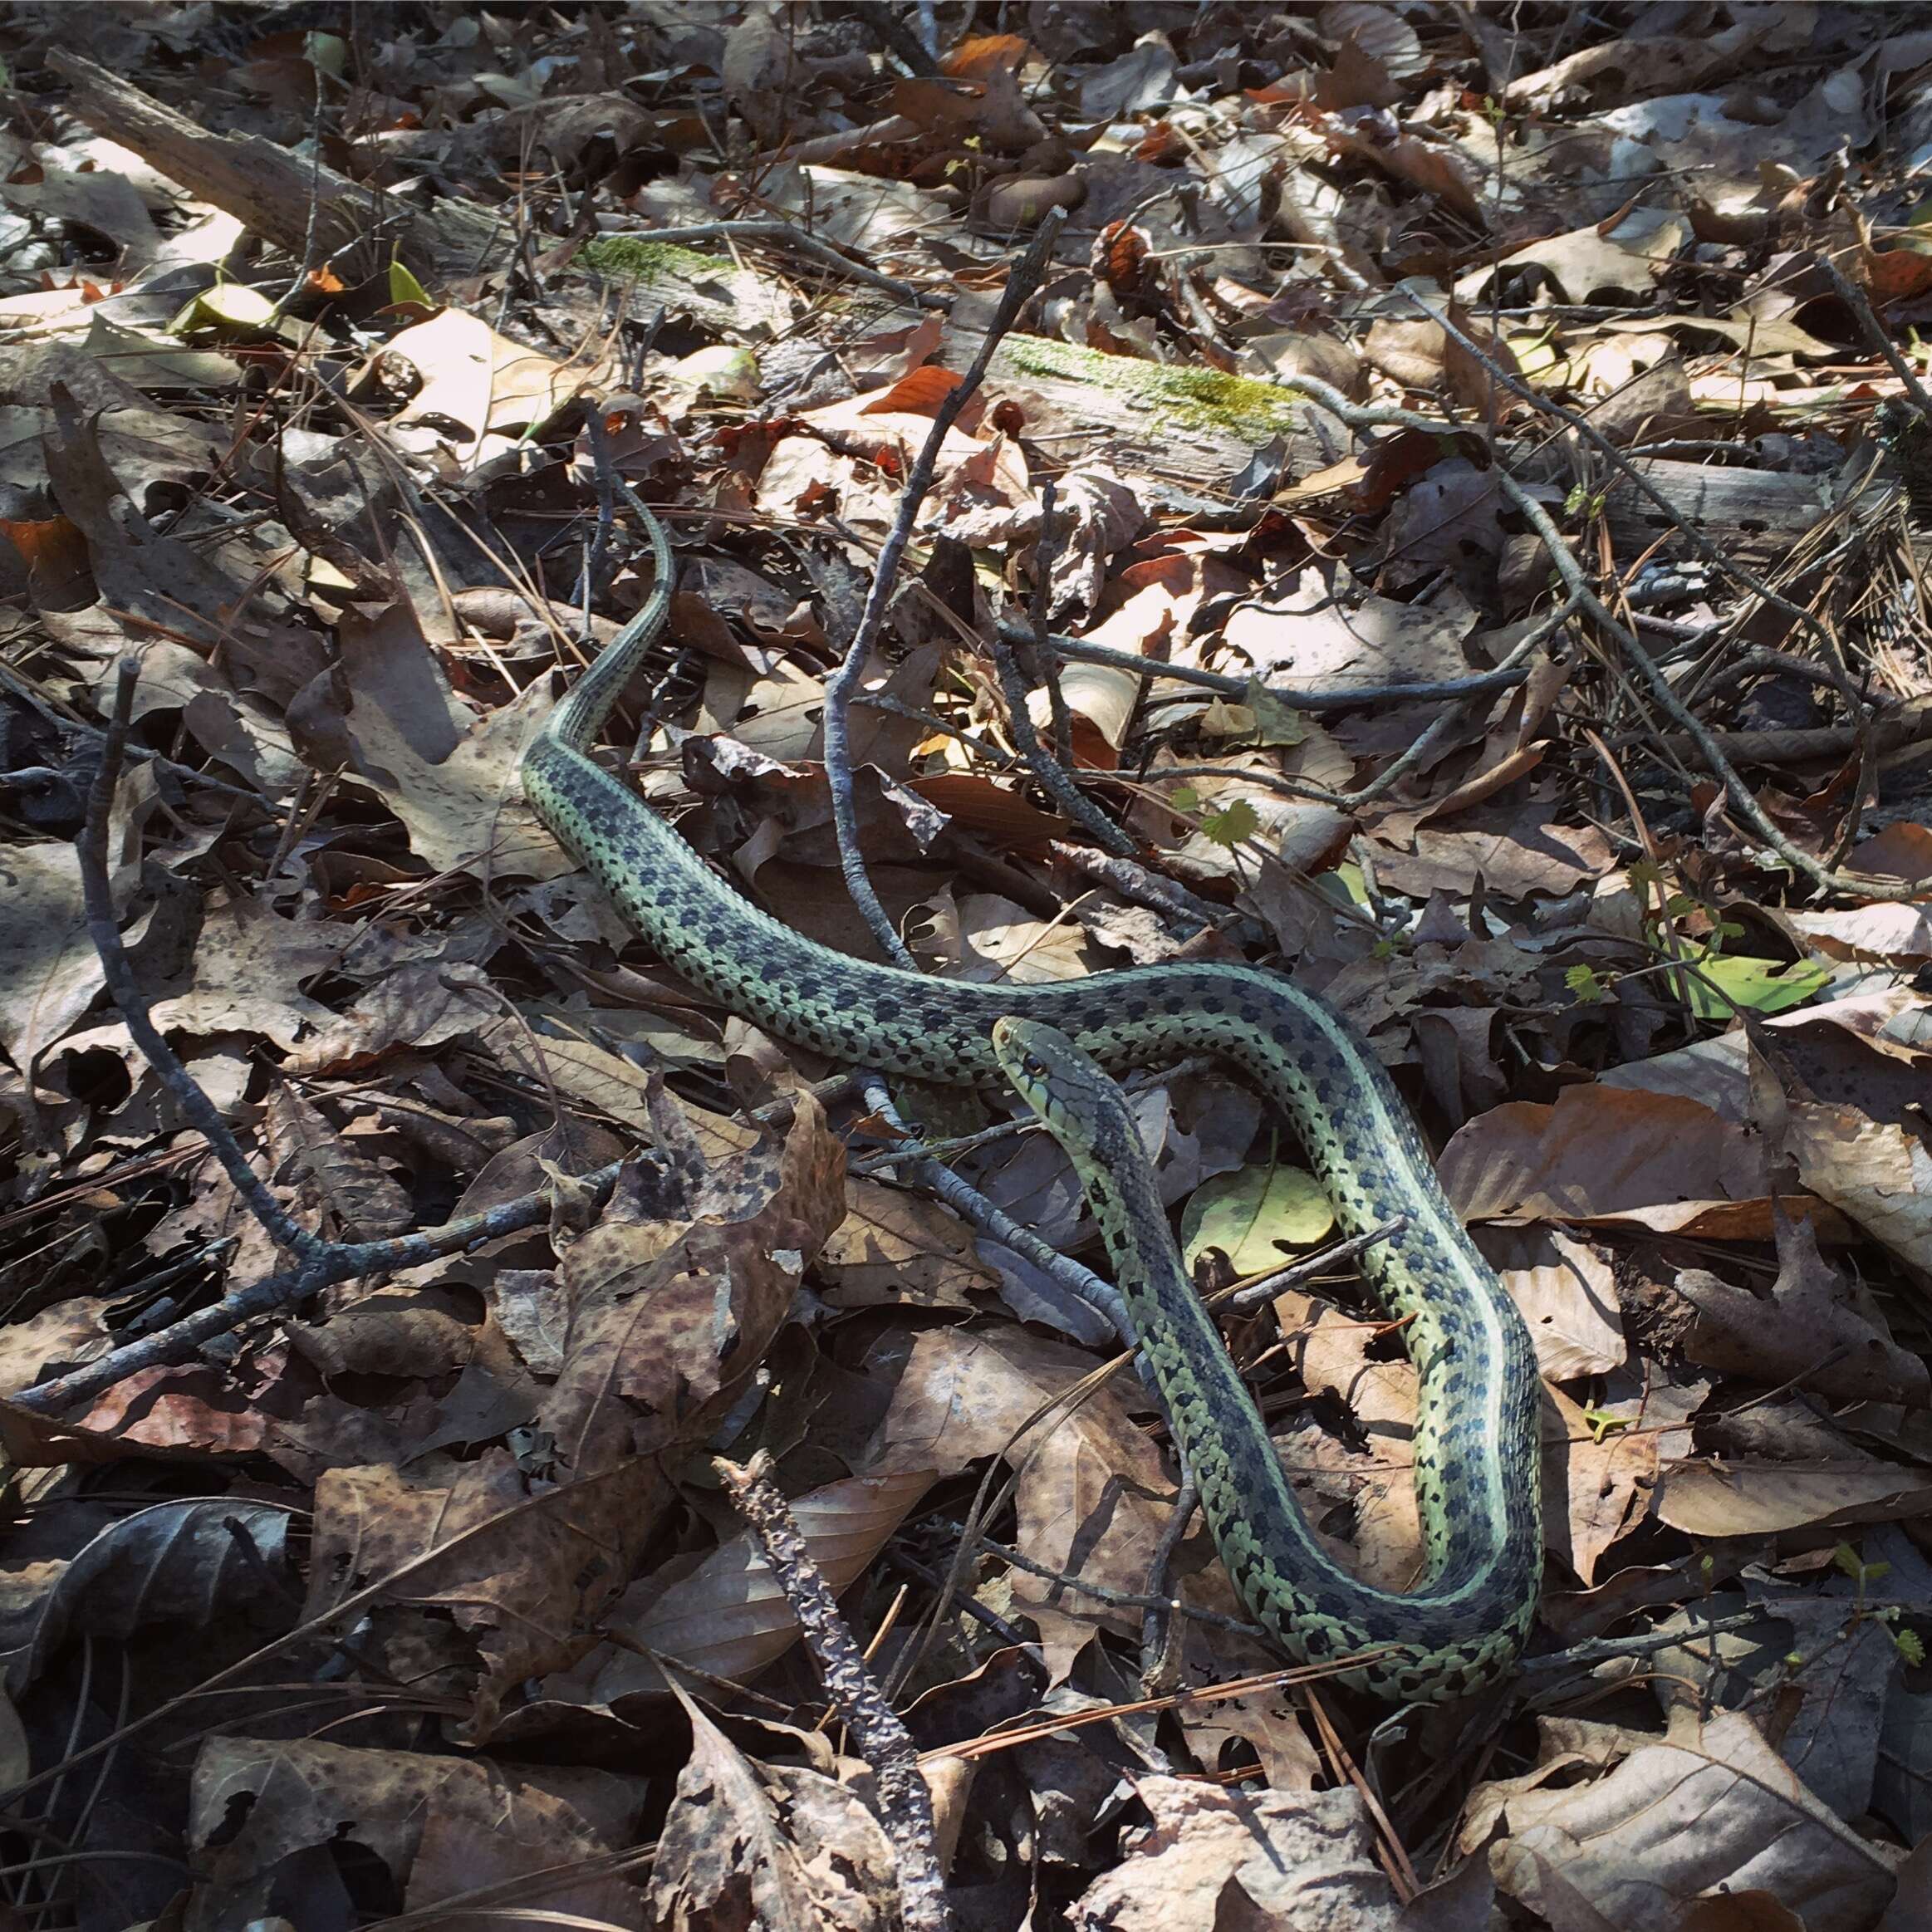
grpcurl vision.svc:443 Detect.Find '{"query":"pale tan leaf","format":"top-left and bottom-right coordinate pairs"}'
top-left (0, 844), bottom-right (100, 1075)
top-left (1478, 1226), bottom-right (1626, 1379)
top-left (1545, 1377), bottom-right (1704, 1590)
top-left (819, 1177), bottom-right (998, 1307)
top-left (1070, 1777), bottom-right (1410, 1931)
top-left (1788, 1101), bottom-right (1932, 1280)
top-left (865, 1326), bottom-right (1174, 1676)
top-left (1657, 1459), bottom-right (1932, 1540)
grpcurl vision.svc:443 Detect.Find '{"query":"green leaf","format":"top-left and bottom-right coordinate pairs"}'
top-left (1688, 949), bottom-right (1831, 1019)
top-left (1894, 1626), bottom-right (1926, 1667)
top-left (169, 281), bottom-right (277, 336)
top-left (1565, 963), bottom-right (1608, 1005)
top-left (1198, 797), bottom-right (1259, 848)
top-left (1169, 786), bottom-right (1199, 813)
top-left (1180, 1163), bottom-right (1335, 1277)
top-left (389, 258), bottom-right (433, 309)
top-left (1323, 861), bottom-right (1371, 909)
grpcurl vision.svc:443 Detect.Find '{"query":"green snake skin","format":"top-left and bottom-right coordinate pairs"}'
top-left (521, 504), bottom-right (1542, 1700)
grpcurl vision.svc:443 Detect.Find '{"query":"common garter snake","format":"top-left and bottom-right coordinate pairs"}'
top-left (521, 501), bottom-right (1542, 1700)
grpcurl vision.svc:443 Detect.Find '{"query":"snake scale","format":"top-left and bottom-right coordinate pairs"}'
top-left (521, 502), bottom-right (1542, 1700)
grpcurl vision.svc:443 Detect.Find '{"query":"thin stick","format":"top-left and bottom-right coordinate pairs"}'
top-left (1497, 474), bottom-right (1892, 900)
top-left (821, 208), bottom-right (1067, 965)
top-left (714, 1451), bottom-right (951, 1932)
top-left (80, 660), bottom-right (325, 1263)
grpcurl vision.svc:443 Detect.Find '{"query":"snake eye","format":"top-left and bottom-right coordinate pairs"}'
top-left (1023, 1054), bottom-right (1044, 1078)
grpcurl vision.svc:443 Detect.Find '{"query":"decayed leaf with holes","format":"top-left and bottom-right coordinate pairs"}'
top-left (372, 306), bottom-right (606, 468)
top-left (302, 1098), bottom-right (844, 1738)
top-left (142, 893), bottom-right (346, 1050)
top-left (189, 1735), bottom-right (647, 1927)
top-left (1273, 1288), bottom-right (1428, 1593)
top-left (650, 1695), bottom-right (898, 1932)
top-left (262, 1086), bottom-right (414, 1242)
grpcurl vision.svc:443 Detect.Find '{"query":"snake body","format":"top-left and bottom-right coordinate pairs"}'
top-left (522, 505), bottom-right (1542, 1700)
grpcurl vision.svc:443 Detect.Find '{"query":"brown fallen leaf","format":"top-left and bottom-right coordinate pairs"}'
top-left (1441, 1083), bottom-right (1777, 1234)
top-left (1069, 1774), bottom-right (1443, 1930)
top-left (1787, 1101), bottom-right (1932, 1282)
top-left (189, 1735), bottom-right (646, 1927)
top-left (541, 1468), bottom-right (937, 1706)
top-left (1274, 1287), bottom-right (1428, 1594)
top-left (1464, 1709), bottom-right (1899, 1932)
top-left (1542, 1375), bottom-right (1704, 1590)
top-left (818, 1176), bottom-right (998, 1307)
top-left (1477, 1225), bottom-right (1626, 1380)
top-left (865, 1325), bottom-right (1174, 1677)
top-left (649, 1694), bottom-right (898, 1932)
top-left (1656, 1457), bottom-right (1932, 1542)
top-left (0, 844), bottom-right (103, 1079)
top-left (302, 1098), bottom-right (844, 1738)
top-left (1672, 1206), bottom-right (1929, 1405)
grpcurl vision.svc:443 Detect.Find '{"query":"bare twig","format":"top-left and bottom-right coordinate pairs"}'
top-left (620, 219), bottom-right (941, 311)
top-left (858, 1077), bottom-right (1132, 1341)
top-left (1047, 840), bottom-right (1248, 942)
top-left (1497, 474), bottom-right (1895, 900)
top-left (998, 621), bottom-right (1532, 709)
top-left (988, 632), bottom-right (1137, 856)
top-left (13, 1160), bottom-right (630, 1416)
top-left (81, 660), bottom-right (325, 1264)
top-left (1817, 251), bottom-right (1932, 425)
top-left (821, 208), bottom-right (1067, 966)
top-left (714, 1451), bottom-right (952, 1932)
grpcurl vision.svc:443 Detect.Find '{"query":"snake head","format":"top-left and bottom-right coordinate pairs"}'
top-left (990, 1016), bottom-right (1136, 1144)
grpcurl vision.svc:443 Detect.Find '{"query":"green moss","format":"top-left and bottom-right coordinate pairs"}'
top-left (581, 236), bottom-right (747, 285)
top-left (998, 336), bottom-right (1311, 439)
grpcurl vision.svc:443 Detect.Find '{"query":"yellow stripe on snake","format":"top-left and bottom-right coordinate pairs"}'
top-left (521, 503), bottom-right (1542, 1701)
